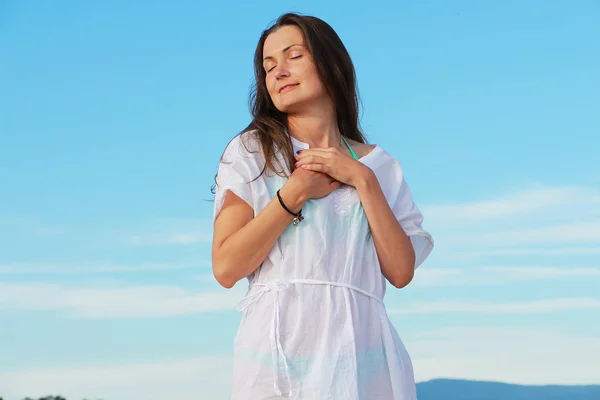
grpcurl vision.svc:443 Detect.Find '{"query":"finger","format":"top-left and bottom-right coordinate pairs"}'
top-left (295, 155), bottom-right (327, 167)
top-left (300, 163), bottom-right (330, 173)
top-left (295, 148), bottom-right (332, 160)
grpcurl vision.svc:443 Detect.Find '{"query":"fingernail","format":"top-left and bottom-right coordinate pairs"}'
top-left (295, 162), bottom-right (299, 167)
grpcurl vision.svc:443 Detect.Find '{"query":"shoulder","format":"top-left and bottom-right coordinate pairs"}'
top-left (346, 137), bottom-right (400, 170)
top-left (221, 130), bottom-right (264, 163)
top-left (345, 137), bottom-right (377, 159)
top-left (357, 142), bottom-right (406, 187)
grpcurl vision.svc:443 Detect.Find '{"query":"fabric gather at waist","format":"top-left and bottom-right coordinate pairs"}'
top-left (237, 278), bottom-right (384, 311)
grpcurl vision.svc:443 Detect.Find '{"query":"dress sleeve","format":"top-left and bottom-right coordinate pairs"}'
top-left (213, 132), bottom-right (266, 222)
top-left (386, 160), bottom-right (434, 269)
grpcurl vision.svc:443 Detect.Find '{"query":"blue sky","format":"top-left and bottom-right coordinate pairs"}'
top-left (1, 0), bottom-right (599, 398)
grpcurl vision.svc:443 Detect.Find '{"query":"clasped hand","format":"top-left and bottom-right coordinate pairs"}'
top-left (294, 147), bottom-right (368, 187)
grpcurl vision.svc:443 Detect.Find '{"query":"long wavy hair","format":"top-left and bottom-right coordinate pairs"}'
top-left (214, 12), bottom-right (366, 191)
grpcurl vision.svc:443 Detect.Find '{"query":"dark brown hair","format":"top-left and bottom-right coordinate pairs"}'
top-left (214, 12), bottom-right (366, 190)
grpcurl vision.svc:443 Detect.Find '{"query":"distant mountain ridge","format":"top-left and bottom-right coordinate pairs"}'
top-left (2, 379), bottom-right (599, 399)
top-left (416, 378), bottom-right (600, 400)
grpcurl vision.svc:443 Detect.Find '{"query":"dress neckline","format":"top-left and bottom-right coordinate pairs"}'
top-left (285, 130), bottom-right (379, 165)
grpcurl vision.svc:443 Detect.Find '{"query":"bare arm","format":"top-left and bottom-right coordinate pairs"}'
top-left (355, 170), bottom-right (416, 288)
top-left (212, 182), bottom-right (305, 288)
top-left (211, 165), bottom-right (340, 288)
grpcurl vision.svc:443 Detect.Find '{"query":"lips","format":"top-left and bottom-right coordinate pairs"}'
top-left (279, 83), bottom-right (299, 93)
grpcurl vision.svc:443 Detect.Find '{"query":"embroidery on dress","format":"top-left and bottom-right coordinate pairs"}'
top-left (333, 184), bottom-right (357, 216)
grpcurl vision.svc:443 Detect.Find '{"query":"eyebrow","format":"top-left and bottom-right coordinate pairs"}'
top-left (263, 44), bottom-right (304, 62)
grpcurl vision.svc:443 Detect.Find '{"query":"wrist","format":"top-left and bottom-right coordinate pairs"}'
top-left (279, 180), bottom-right (307, 213)
top-left (353, 167), bottom-right (377, 193)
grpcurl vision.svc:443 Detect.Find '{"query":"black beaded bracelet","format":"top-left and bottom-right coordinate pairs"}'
top-left (276, 189), bottom-right (304, 225)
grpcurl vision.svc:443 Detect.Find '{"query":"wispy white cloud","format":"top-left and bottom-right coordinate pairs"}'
top-left (0, 261), bottom-right (210, 275)
top-left (388, 297), bottom-right (600, 314)
top-left (0, 281), bottom-right (246, 318)
top-left (0, 215), bottom-right (213, 246)
top-left (421, 184), bottom-right (600, 260)
top-left (405, 326), bottom-right (600, 385)
top-left (408, 326), bottom-right (600, 385)
top-left (444, 219), bottom-right (600, 248)
top-left (481, 266), bottom-right (600, 278)
top-left (119, 218), bottom-right (214, 245)
top-left (0, 215), bottom-right (65, 237)
top-left (422, 184), bottom-right (600, 228)
top-left (127, 232), bottom-right (212, 245)
top-left (2, 326), bottom-right (598, 400)
top-left (194, 273), bottom-right (219, 283)
top-left (0, 356), bottom-right (233, 400)
top-left (447, 246), bottom-right (600, 260)
top-left (413, 266), bottom-right (600, 287)
top-left (5, 276), bottom-right (596, 318)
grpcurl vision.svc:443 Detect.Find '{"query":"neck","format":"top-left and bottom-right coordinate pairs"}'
top-left (286, 104), bottom-right (341, 148)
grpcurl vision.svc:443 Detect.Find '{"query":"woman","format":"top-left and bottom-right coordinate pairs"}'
top-left (212, 12), bottom-right (434, 400)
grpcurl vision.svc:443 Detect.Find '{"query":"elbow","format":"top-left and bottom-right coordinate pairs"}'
top-left (212, 244), bottom-right (238, 288)
top-left (211, 254), bottom-right (237, 289)
top-left (213, 265), bottom-right (237, 289)
top-left (388, 263), bottom-right (415, 289)
top-left (212, 247), bottom-right (259, 289)
top-left (389, 272), bottom-right (413, 289)
top-left (385, 251), bottom-right (416, 288)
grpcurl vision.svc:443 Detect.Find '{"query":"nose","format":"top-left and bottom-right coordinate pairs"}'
top-left (273, 62), bottom-right (290, 80)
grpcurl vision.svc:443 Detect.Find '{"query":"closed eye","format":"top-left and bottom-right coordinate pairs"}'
top-left (265, 55), bottom-right (301, 73)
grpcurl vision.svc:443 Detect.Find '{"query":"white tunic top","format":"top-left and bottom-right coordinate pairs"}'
top-left (213, 131), bottom-right (434, 400)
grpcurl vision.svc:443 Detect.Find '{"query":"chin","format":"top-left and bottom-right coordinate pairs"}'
top-left (274, 96), bottom-right (314, 114)
top-left (276, 103), bottom-right (296, 113)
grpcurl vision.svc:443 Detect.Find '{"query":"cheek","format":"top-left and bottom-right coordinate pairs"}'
top-left (300, 64), bottom-right (325, 93)
top-left (305, 72), bottom-right (326, 96)
top-left (265, 76), bottom-right (278, 98)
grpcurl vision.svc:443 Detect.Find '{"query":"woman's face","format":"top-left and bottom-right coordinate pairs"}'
top-left (262, 25), bottom-right (328, 113)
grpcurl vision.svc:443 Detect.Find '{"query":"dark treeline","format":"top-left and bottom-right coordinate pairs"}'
top-left (0, 397), bottom-right (102, 400)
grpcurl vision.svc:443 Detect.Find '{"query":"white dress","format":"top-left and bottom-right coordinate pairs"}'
top-left (213, 131), bottom-right (434, 400)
